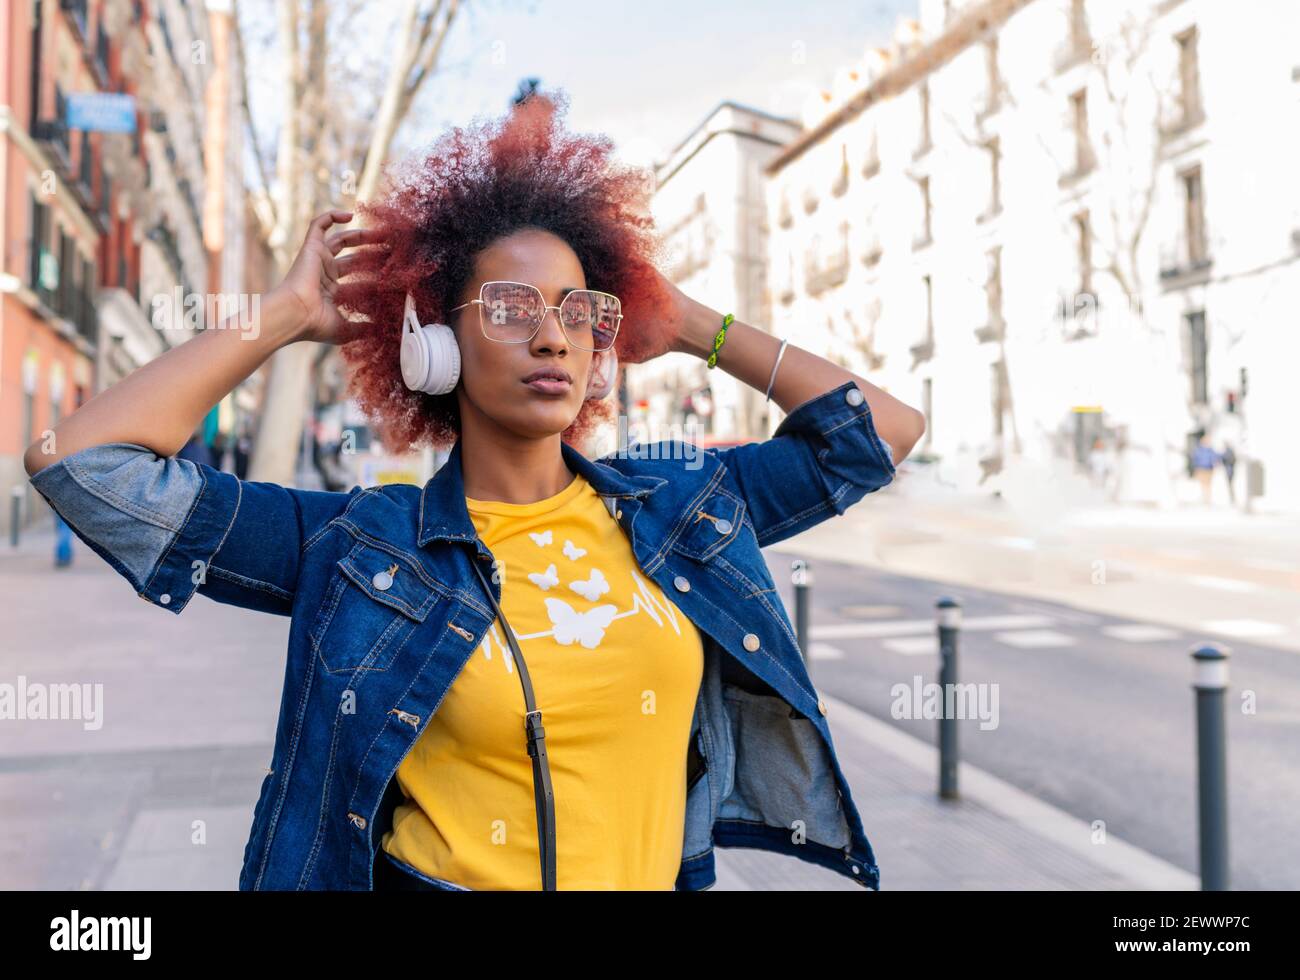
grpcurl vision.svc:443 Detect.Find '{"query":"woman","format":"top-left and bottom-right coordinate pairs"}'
top-left (25, 91), bottom-right (923, 891)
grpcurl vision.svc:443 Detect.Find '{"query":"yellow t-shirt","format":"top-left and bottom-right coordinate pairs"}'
top-left (381, 469), bottom-right (705, 890)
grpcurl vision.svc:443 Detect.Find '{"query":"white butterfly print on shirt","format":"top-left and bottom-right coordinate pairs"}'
top-left (527, 563), bottom-right (560, 591)
top-left (544, 598), bottom-right (618, 649)
top-left (562, 539), bottom-right (587, 561)
top-left (528, 530), bottom-right (553, 547)
top-left (569, 568), bottom-right (610, 601)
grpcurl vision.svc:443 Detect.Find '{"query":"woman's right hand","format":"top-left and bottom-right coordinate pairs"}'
top-left (270, 209), bottom-right (385, 345)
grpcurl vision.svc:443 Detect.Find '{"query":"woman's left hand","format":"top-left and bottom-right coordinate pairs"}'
top-left (650, 267), bottom-right (711, 358)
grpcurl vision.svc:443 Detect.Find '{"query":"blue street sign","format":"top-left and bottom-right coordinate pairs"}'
top-left (66, 93), bottom-right (137, 133)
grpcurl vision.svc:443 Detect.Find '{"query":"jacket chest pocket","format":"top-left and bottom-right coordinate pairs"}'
top-left (309, 539), bottom-right (443, 674)
top-left (671, 485), bottom-right (777, 599)
top-left (671, 485), bottom-right (747, 563)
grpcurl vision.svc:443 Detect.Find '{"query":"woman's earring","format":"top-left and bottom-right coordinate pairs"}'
top-left (399, 292), bottom-right (461, 395)
top-left (585, 347), bottom-right (618, 400)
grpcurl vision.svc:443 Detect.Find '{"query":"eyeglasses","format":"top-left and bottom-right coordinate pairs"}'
top-left (450, 280), bottom-right (622, 352)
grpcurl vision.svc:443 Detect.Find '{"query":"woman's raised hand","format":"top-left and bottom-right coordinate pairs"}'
top-left (270, 209), bottom-right (385, 345)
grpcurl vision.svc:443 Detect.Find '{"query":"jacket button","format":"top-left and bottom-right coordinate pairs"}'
top-left (818, 699), bottom-right (828, 716)
top-left (845, 386), bottom-right (865, 407)
top-left (615, 509), bottom-right (623, 520)
top-left (347, 812), bottom-right (367, 830)
top-left (742, 632), bottom-right (760, 651)
top-left (159, 593), bottom-right (171, 605)
top-left (372, 570), bottom-right (393, 591)
top-left (714, 518), bottom-right (732, 535)
top-left (673, 575), bottom-right (690, 593)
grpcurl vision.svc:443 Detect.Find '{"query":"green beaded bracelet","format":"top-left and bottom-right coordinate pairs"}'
top-left (706, 313), bottom-right (734, 369)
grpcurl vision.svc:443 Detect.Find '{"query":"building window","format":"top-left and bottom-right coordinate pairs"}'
top-left (979, 37), bottom-right (1001, 119)
top-left (924, 274), bottom-right (933, 343)
top-left (1054, 0), bottom-right (1092, 71)
top-left (922, 377), bottom-right (933, 448)
top-left (915, 81), bottom-right (932, 157)
top-left (1182, 165), bottom-right (1206, 264)
top-left (1176, 26), bottom-right (1202, 126)
top-left (980, 137), bottom-right (1002, 219)
top-left (1185, 310), bottom-right (1208, 405)
top-left (1069, 88), bottom-right (1094, 177)
top-left (990, 359), bottom-right (1008, 438)
top-left (29, 192), bottom-right (49, 293)
top-left (1074, 209), bottom-right (1093, 296)
top-left (913, 175), bottom-right (932, 248)
top-left (986, 246), bottom-right (1003, 333)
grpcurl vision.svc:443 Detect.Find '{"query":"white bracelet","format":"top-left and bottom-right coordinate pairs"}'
top-left (765, 338), bottom-right (789, 403)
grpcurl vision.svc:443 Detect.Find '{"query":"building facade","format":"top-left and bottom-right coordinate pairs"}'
top-left (763, 0), bottom-right (1299, 511)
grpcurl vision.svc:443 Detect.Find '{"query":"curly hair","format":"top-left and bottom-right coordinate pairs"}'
top-left (332, 88), bottom-right (676, 455)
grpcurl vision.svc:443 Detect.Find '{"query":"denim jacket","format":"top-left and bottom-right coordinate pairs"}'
top-left (28, 379), bottom-right (896, 890)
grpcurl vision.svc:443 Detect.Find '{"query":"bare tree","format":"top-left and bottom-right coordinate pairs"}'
top-left (233, 0), bottom-right (466, 485)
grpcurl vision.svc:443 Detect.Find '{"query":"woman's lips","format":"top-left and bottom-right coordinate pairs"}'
top-left (523, 377), bottom-right (572, 395)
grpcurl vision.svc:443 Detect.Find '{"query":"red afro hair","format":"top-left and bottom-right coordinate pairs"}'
top-left (332, 88), bottom-right (677, 455)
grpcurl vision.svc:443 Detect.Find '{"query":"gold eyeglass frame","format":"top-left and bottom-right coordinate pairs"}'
top-left (449, 280), bottom-right (623, 352)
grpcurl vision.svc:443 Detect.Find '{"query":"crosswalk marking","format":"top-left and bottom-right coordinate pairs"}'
top-left (1200, 619), bottom-right (1284, 638)
top-left (807, 642), bottom-right (845, 660)
top-left (810, 614), bottom-right (1053, 640)
top-left (1102, 624), bottom-right (1181, 642)
top-left (881, 636), bottom-right (939, 656)
top-left (992, 629), bottom-right (1077, 648)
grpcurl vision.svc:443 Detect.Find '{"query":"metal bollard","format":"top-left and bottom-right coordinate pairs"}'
top-left (1191, 642), bottom-right (1231, 890)
top-left (937, 596), bottom-right (962, 799)
top-left (10, 485), bottom-right (23, 548)
top-left (791, 559), bottom-right (812, 665)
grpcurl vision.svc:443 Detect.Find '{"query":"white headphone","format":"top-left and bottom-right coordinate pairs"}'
top-left (398, 291), bottom-right (619, 401)
top-left (400, 292), bottom-right (461, 395)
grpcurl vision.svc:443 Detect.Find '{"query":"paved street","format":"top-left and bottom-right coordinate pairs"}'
top-left (4, 490), bottom-right (1288, 888)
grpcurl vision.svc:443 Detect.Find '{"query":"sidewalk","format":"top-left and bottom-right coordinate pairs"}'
top-left (3, 522), bottom-right (1197, 891)
top-left (711, 692), bottom-right (1196, 890)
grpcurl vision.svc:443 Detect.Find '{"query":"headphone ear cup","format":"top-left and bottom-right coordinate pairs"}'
top-left (401, 322), bottom-right (460, 395)
top-left (421, 323), bottom-right (461, 395)
top-left (585, 347), bottom-right (618, 400)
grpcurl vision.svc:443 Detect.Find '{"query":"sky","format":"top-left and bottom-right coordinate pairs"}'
top-left (242, 0), bottom-right (917, 176)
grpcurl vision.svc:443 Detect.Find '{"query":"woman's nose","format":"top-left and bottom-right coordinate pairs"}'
top-left (532, 307), bottom-right (569, 354)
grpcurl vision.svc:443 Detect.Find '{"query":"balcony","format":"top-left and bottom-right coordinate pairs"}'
top-left (908, 338), bottom-right (934, 369)
top-left (1158, 97), bottom-right (1205, 142)
top-left (34, 117), bottom-right (72, 172)
top-left (1159, 232), bottom-right (1212, 288)
top-left (804, 250), bottom-right (849, 296)
top-left (1059, 147), bottom-right (1096, 188)
top-left (974, 312), bottom-right (1004, 344)
top-left (830, 160), bottom-right (849, 198)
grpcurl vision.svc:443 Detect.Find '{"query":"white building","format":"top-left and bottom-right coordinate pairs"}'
top-left (630, 101), bottom-right (801, 445)
top-left (764, 0), bottom-right (1300, 512)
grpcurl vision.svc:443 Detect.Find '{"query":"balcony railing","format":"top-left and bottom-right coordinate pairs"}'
top-left (804, 250), bottom-right (849, 296)
top-left (1158, 97), bottom-right (1205, 141)
top-left (975, 311), bottom-right (1004, 344)
top-left (1159, 231), bottom-right (1212, 286)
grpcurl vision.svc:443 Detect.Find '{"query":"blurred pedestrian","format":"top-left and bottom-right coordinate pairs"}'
top-left (1191, 434), bottom-right (1220, 505)
top-left (53, 511), bottom-right (73, 567)
top-left (1221, 442), bottom-right (1237, 505)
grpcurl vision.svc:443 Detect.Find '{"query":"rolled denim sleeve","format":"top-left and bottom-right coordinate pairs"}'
top-left (712, 379), bottom-right (897, 548)
top-left (28, 442), bottom-right (358, 616)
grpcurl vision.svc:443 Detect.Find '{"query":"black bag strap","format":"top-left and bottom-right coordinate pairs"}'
top-left (470, 554), bottom-right (557, 891)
